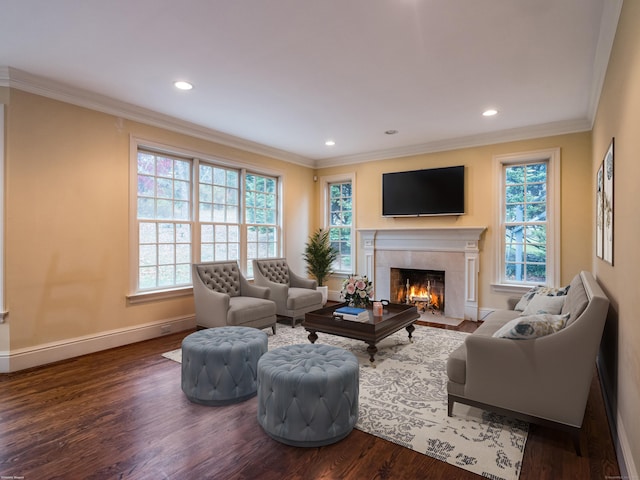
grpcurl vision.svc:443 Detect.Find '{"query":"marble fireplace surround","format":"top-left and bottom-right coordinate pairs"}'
top-left (359, 227), bottom-right (486, 321)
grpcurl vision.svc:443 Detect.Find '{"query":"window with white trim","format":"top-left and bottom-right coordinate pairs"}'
top-left (323, 175), bottom-right (355, 274)
top-left (133, 145), bottom-right (281, 295)
top-left (198, 164), bottom-right (240, 263)
top-left (494, 149), bottom-right (560, 287)
top-left (136, 151), bottom-right (192, 290)
top-left (245, 173), bottom-right (279, 277)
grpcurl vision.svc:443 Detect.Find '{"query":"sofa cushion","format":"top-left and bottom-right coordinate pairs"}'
top-left (521, 294), bottom-right (566, 315)
top-left (493, 313), bottom-right (569, 340)
top-left (561, 274), bottom-right (589, 327)
top-left (228, 296), bottom-right (277, 326)
top-left (286, 287), bottom-right (323, 310)
top-left (514, 284), bottom-right (570, 311)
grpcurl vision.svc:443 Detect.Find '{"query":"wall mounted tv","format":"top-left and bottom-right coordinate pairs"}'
top-left (382, 165), bottom-right (465, 217)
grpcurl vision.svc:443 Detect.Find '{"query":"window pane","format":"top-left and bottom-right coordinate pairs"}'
top-left (139, 267), bottom-right (157, 289)
top-left (138, 175), bottom-right (155, 197)
top-left (156, 157), bottom-right (173, 178)
top-left (139, 245), bottom-right (156, 266)
top-left (138, 153), bottom-right (155, 175)
top-left (139, 223), bottom-right (156, 243)
top-left (138, 198), bottom-right (155, 219)
top-left (158, 265), bottom-right (175, 286)
top-left (176, 244), bottom-right (191, 263)
top-left (525, 203), bottom-right (546, 221)
top-left (176, 264), bottom-right (191, 284)
top-left (201, 224), bottom-right (213, 242)
top-left (505, 204), bottom-right (524, 222)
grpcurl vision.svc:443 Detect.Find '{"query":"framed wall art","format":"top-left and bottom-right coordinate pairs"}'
top-left (596, 160), bottom-right (604, 259)
top-left (602, 138), bottom-right (614, 265)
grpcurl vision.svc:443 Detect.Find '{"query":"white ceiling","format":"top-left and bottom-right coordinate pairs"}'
top-left (0, 0), bottom-right (622, 167)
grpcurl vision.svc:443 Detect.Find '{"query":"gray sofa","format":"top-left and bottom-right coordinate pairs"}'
top-left (446, 271), bottom-right (609, 455)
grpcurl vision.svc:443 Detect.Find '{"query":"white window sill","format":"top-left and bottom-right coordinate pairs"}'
top-left (127, 287), bottom-right (193, 305)
top-left (490, 283), bottom-right (534, 294)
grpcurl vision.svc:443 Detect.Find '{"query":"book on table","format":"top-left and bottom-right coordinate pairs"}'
top-left (334, 306), bottom-right (369, 321)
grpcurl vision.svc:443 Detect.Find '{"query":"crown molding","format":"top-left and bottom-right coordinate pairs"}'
top-left (0, 66), bottom-right (595, 170)
top-left (316, 118), bottom-right (592, 168)
top-left (586, 0), bottom-right (623, 128)
top-left (0, 67), bottom-right (315, 168)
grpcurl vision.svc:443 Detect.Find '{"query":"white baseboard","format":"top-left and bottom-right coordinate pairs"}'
top-left (617, 413), bottom-right (639, 480)
top-left (0, 315), bottom-right (195, 373)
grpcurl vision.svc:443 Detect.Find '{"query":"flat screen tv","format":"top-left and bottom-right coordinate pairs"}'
top-left (382, 165), bottom-right (465, 217)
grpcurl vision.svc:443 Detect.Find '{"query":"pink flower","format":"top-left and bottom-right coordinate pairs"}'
top-left (356, 280), bottom-right (366, 290)
top-left (346, 283), bottom-right (356, 295)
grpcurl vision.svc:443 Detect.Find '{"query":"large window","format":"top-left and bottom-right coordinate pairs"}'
top-left (137, 151), bottom-right (192, 290)
top-left (245, 173), bottom-right (279, 277)
top-left (132, 145), bottom-right (281, 296)
top-left (198, 164), bottom-right (240, 263)
top-left (322, 175), bottom-right (355, 274)
top-left (494, 149), bottom-right (560, 287)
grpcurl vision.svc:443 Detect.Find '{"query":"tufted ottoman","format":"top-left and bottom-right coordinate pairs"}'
top-left (181, 326), bottom-right (268, 406)
top-left (257, 344), bottom-right (359, 447)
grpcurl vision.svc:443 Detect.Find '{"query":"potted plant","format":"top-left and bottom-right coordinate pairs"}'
top-left (303, 228), bottom-right (339, 305)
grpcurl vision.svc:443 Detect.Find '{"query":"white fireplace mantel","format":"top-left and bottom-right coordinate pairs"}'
top-left (358, 227), bottom-right (487, 320)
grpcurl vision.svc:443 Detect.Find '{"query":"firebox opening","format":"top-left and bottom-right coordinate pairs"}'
top-left (390, 268), bottom-right (445, 316)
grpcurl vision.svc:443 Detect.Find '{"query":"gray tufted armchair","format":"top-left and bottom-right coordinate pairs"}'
top-left (252, 258), bottom-right (323, 327)
top-left (192, 261), bottom-right (277, 333)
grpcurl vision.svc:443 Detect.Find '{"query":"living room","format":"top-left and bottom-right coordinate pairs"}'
top-left (0, 1), bottom-right (638, 478)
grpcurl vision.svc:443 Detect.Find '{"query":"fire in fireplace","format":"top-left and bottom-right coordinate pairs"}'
top-left (390, 268), bottom-right (445, 315)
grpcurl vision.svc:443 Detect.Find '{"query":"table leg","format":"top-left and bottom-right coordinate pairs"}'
top-left (307, 330), bottom-right (318, 344)
top-left (406, 324), bottom-right (415, 343)
top-left (366, 343), bottom-right (378, 368)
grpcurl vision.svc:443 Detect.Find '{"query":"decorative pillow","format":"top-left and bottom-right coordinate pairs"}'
top-left (493, 313), bottom-right (570, 340)
top-left (514, 284), bottom-right (570, 311)
top-left (521, 293), bottom-right (566, 316)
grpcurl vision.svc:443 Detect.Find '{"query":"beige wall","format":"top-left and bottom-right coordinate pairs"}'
top-left (3, 89), bottom-right (315, 353)
top-left (316, 132), bottom-right (593, 308)
top-left (592, 0), bottom-right (640, 475)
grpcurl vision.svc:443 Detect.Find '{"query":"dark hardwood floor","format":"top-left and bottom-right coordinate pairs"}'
top-left (0, 319), bottom-right (620, 479)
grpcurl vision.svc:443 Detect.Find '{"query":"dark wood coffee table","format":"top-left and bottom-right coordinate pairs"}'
top-left (303, 302), bottom-right (419, 367)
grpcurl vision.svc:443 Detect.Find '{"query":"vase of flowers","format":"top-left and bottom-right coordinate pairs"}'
top-left (341, 275), bottom-right (373, 308)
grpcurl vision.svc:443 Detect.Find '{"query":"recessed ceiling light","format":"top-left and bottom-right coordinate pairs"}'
top-left (174, 81), bottom-right (193, 91)
top-left (385, 129), bottom-right (398, 135)
top-left (325, 140), bottom-right (336, 146)
top-left (482, 109), bottom-right (498, 117)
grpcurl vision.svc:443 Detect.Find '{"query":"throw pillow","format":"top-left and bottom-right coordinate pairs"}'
top-left (493, 313), bottom-right (570, 340)
top-left (521, 293), bottom-right (566, 316)
top-left (514, 284), bottom-right (570, 311)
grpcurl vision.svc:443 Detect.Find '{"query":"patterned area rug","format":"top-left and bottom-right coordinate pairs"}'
top-left (163, 325), bottom-right (528, 480)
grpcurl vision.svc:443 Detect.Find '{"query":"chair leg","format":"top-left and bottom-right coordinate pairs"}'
top-left (292, 318), bottom-right (295, 328)
top-left (272, 325), bottom-right (276, 335)
top-left (571, 428), bottom-right (582, 456)
top-left (447, 396), bottom-right (454, 417)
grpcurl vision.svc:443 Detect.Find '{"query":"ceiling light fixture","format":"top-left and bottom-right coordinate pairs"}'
top-left (174, 80), bottom-right (194, 91)
top-left (482, 109), bottom-right (498, 117)
top-left (325, 140), bottom-right (336, 146)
